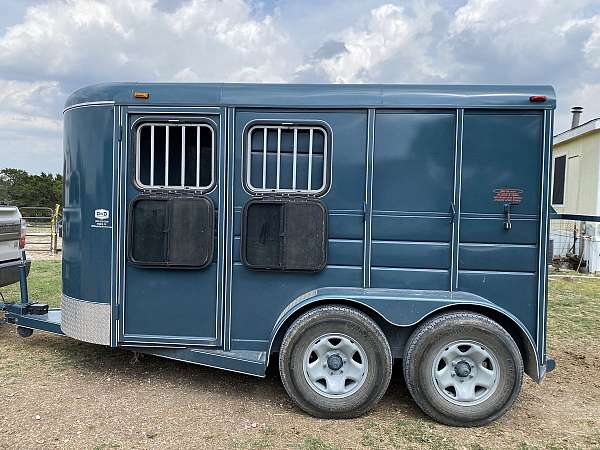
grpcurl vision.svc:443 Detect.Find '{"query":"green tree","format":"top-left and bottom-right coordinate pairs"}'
top-left (0, 168), bottom-right (63, 210)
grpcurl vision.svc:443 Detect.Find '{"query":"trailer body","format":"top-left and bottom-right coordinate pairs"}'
top-left (3, 83), bottom-right (557, 424)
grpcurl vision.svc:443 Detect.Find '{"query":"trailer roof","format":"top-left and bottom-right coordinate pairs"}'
top-left (65, 83), bottom-right (556, 111)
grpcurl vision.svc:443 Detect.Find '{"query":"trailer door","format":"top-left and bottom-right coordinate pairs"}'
top-left (370, 111), bottom-right (457, 290)
top-left (457, 111), bottom-right (544, 336)
top-left (119, 109), bottom-right (225, 346)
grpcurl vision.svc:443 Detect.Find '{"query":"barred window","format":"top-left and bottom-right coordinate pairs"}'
top-left (136, 123), bottom-right (215, 190)
top-left (245, 124), bottom-right (329, 195)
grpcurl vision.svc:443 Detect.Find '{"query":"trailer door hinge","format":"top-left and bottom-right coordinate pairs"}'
top-left (118, 125), bottom-right (123, 142)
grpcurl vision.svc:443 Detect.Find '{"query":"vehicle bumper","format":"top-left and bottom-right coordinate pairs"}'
top-left (0, 258), bottom-right (31, 288)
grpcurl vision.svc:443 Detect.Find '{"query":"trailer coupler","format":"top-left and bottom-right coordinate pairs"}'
top-left (1, 251), bottom-right (62, 336)
top-left (1, 251), bottom-right (49, 318)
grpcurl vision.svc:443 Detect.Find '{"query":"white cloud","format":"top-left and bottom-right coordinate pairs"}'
top-left (297, 3), bottom-right (447, 83)
top-left (0, 79), bottom-right (63, 173)
top-left (0, 0), bottom-right (293, 83)
top-left (1, 0), bottom-right (600, 172)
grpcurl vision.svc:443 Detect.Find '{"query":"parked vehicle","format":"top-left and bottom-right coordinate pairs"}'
top-left (0, 206), bottom-right (29, 288)
top-left (3, 83), bottom-right (557, 426)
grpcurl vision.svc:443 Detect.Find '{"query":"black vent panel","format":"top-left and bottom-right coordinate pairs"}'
top-left (129, 196), bottom-right (214, 268)
top-left (241, 198), bottom-right (327, 272)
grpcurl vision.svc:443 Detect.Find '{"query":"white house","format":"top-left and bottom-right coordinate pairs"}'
top-left (551, 107), bottom-right (600, 271)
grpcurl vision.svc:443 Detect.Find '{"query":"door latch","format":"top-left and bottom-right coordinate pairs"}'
top-left (504, 203), bottom-right (514, 230)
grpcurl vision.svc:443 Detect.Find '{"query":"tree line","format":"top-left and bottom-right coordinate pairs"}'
top-left (0, 168), bottom-right (62, 210)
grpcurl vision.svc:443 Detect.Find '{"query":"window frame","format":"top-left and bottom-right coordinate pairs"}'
top-left (551, 152), bottom-right (567, 207)
top-left (243, 120), bottom-right (332, 196)
top-left (133, 118), bottom-right (217, 193)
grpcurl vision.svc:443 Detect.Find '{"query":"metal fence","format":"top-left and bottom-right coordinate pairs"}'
top-left (550, 219), bottom-right (600, 272)
top-left (19, 205), bottom-right (61, 254)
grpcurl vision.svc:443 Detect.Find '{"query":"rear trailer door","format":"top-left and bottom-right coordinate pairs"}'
top-left (120, 109), bottom-right (225, 346)
top-left (457, 111), bottom-right (545, 341)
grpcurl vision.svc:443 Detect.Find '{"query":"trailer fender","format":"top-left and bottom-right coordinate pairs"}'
top-left (267, 287), bottom-right (541, 381)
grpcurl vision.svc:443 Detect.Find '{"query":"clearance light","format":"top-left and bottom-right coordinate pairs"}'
top-left (133, 91), bottom-right (150, 99)
top-left (529, 95), bottom-right (546, 103)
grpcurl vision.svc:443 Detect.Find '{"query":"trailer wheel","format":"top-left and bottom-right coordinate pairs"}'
top-left (16, 326), bottom-right (33, 338)
top-left (403, 311), bottom-right (523, 427)
top-left (279, 305), bottom-right (392, 419)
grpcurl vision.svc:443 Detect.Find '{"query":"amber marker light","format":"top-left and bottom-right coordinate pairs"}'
top-left (133, 91), bottom-right (150, 99)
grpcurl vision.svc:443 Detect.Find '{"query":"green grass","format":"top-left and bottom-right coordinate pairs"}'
top-left (0, 260), bottom-right (61, 307)
top-left (547, 277), bottom-right (600, 344)
top-left (297, 437), bottom-right (339, 450)
top-left (360, 418), bottom-right (457, 450)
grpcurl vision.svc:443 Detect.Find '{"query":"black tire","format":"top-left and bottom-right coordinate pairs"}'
top-left (279, 305), bottom-right (392, 419)
top-left (403, 311), bottom-right (523, 427)
top-left (16, 326), bottom-right (33, 338)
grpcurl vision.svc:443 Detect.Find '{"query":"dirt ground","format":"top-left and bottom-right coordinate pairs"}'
top-left (1, 268), bottom-right (599, 449)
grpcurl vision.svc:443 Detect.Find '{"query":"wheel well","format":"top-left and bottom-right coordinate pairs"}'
top-left (270, 299), bottom-right (401, 356)
top-left (422, 304), bottom-right (539, 381)
top-left (269, 300), bottom-right (539, 381)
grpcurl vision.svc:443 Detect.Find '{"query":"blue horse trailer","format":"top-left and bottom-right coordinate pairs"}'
top-left (2, 83), bottom-right (557, 426)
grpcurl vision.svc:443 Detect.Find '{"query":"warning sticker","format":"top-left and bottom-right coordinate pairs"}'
top-left (493, 188), bottom-right (523, 204)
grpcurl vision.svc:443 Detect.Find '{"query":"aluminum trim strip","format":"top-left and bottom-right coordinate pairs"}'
top-left (61, 294), bottom-right (111, 345)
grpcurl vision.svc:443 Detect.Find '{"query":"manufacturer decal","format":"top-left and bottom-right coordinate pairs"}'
top-left (92, 208), bottom-right (111, 229)
top-left (493, 188), bottom-right (523, 204)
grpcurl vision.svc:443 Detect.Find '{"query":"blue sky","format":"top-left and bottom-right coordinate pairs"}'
top-left (1, 0), bottom-right (599, 174)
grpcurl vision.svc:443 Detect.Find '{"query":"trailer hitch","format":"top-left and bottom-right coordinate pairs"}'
top-left (1, 251), bottom-right (48, 319)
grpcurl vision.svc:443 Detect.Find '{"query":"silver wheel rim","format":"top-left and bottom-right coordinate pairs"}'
top-left (431, 340), bottom-right (500, 406)
top-left (302, 333), bottom-right (369, 398)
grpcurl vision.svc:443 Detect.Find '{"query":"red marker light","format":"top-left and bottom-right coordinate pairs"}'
top-left (529, 95), bottom-right (546, 103)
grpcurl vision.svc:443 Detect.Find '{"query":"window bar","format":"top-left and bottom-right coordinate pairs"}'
top-left (262, 127), bottom-right (267, 189)
top-left (308, 129), bottom-right (313, 191)
top-left (196, 126), bottom-right (200, 187)
top-left (150, 125), bottom-right (155, 186)
top-left (165, 125), bottom-right (170, 186)
top-left (181, 126), bottom-right (185, 187)
top-left (292, 128), bottom-right (297, 190)
top-left (276, 128), bottom-right (281, 189)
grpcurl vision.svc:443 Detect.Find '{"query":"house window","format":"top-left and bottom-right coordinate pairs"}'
top-left (136, 122), bottom-right (215, 191)
top-left (552, 155), bottom-right (566, 205)
top-left (245, 124), bottom-right (329, 195)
